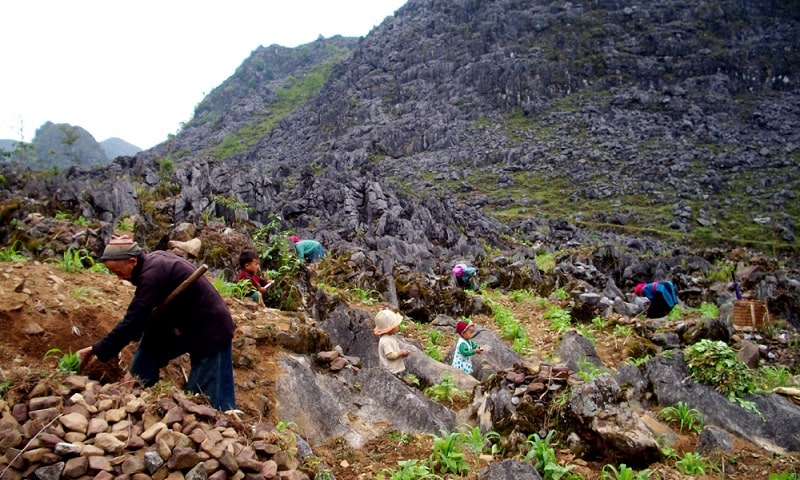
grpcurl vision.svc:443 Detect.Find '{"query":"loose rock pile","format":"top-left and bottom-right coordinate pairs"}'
top-left (0, 375), bottom-right (313, 480)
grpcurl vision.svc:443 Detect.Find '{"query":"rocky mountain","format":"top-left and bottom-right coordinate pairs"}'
top-left (100, 137), bottom-right (141, 159)
top-left (0, 122), bottom-right (114, 169)
top-left (1, 0), bottom-right (798, 263)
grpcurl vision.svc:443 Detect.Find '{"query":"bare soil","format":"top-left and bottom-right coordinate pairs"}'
top-left (0, 261), bottom-right (797, 479)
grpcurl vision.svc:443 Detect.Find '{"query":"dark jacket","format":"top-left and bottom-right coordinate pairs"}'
top-left (92, 251), bottom-right (235, 362)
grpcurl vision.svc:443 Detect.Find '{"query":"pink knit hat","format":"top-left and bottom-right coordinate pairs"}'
top-left (634, 283), bottom-right (646, 296)
top-left (456, 321), bottom-right (469, 335)
top-left (452, 265), bottom-right (464, 277)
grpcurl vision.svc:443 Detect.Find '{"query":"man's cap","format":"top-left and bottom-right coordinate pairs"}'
top-left (100, 235), bottom-right (142, 261)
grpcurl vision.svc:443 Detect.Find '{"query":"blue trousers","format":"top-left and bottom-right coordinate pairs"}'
top-left (130, 341), bottom-right (237, 411)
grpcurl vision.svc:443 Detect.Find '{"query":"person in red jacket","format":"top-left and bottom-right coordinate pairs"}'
top-left (77, 235), bottom-right (237, 411)
top-left (236, 250), bottom-right (273, 306)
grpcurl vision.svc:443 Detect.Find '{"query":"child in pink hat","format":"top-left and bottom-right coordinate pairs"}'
top-left (452, 320), bottom-right (484, 374)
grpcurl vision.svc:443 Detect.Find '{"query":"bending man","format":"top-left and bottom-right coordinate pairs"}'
top-left (78, 235), bottom-right (237, 411)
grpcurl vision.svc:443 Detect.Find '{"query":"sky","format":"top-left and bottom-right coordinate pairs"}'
top-left (0, 0), bottom-right (407, 150)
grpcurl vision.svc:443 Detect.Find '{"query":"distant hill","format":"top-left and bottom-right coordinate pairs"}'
top-left (100, 137), bottom-right (141, 159)
top-left (0, 139), bottom-right (17, 153)
top-left (0, 122), bottom-right (141, 169)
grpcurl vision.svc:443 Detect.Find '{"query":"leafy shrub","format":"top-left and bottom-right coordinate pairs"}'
top-left (685, 339), bottom-right (756, 399)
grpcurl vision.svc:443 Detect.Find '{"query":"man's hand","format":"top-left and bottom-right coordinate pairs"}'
top-left (77, 346), bottom-right (93, 372)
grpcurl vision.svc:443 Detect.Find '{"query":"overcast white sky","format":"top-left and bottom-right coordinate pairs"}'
top-left (0, 1), bottom-right (407, 150)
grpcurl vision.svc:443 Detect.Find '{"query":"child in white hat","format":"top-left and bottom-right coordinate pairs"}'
top-left (373, 309), bottom-right (409, 375)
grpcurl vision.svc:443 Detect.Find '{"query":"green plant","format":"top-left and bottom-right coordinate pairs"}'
top-left (115, 217), bottom-right (134, 231)
top-left (536, 252), bottom-right (556, 272)
top-left (612, 324), bottom-right (633, 338)
top-left (685, 339), bottom-right (756, 399)
top-left (55, 211), bottom-right (70, 220)
top-left (89, 262), bottom-right (110, 274)
top-left (554, 287), bottom-right (569, 300)
top-left (576, 358), bottom-right (610, 382)
top-left (349, 287), bottom-right (380, 305)
top-left (698, 302), bottom-right (719, 319)
top-left (523, 430), bottom-right (574, 480)
top-left (377, 459), bottom-right (441, 479)
top-left (509, 289), bottom-right (536, 302)
top-left (58, 247), bottom-right (94, 273)
top-left (668, 304), bottom-right (685, 320)
top-left (458, 425), bottom-right (501, 455)
top-left (757, 365), bottom-right (798, 390)
top-left (770, 471), bottom-right (800, 480)
top-left (600, 463), bottom-right (651, 480)
top-left (402, 373), bottom-right (420, 387)
top-left (424, 374), bottom-right (467, 405)
top-left (0, 380), bottom-right (9, 397)
top-left (545, 305), bottom-right (572, 333)
top-left (573, 324), bottom-right (596, 344)
top-left (0, 241), bottom-right (27, 262)
top-left (591, 316), bottom-right (608, 330)
top-left (43, 348), bottom-right (81, 374)
top-left (625, 355), bottom-right (652, 367)
top-left (424, 330), bottom-right (443, 361)
top-left (73, 286), bottom-right (97, 303)
top-left (429, 431), bottom-right (469, 475)
top-left (388, 431), bottom-right (415, 445)
top-left (708, 261), bottom-right (735, 282)
top-left (74, 215), bottom-right (88, 227)
top-left (658, 401), bottom-right (704, 433)
top-left (212, 278), bottom-right (252, 299)
top-left (484, 298), bottom-right (530, 354)
top-left (674, 452), bottom-right (708, 475)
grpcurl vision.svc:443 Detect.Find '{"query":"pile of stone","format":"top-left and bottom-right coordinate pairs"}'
top-left (0, 375), bottom-right (313, 480)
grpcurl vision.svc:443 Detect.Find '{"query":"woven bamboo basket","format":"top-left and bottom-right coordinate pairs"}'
top-left (732, 299), bottom-right (769, 330)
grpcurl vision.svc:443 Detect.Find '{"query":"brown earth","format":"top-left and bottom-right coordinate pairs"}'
top-left (0, 260), bottom-right (798, 479)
